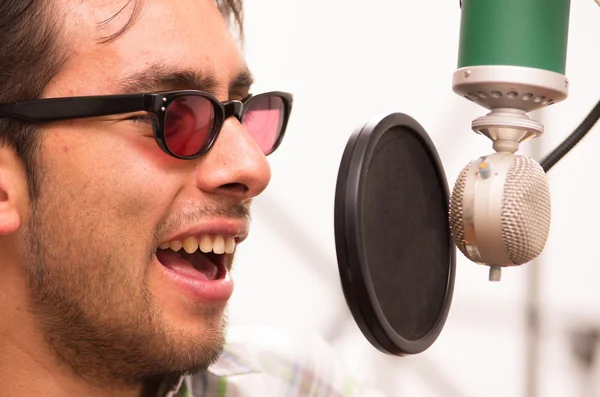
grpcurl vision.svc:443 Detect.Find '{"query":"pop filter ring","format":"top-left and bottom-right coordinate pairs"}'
top-left (334, 112), bottom-right (456, 356)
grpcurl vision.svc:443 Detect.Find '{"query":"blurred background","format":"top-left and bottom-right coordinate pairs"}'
top-left (225, 0), bottom-right (600, 396)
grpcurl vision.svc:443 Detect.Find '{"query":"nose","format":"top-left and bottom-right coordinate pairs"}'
top-left (194, 117), bottom-right (271, 200)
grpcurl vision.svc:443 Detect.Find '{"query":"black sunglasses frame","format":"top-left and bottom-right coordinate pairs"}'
top-left (0, 90), bottom-right (293, 160)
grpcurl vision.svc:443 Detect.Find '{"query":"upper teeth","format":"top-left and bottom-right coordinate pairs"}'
top-left (159, 234), bottom-right (236, 255)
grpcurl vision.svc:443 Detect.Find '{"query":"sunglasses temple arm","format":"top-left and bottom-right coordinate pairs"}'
top-left (0, 95), bottom-right (147, 123)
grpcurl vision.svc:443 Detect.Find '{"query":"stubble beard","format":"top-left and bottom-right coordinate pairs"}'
top-left (21, 196), bottom-right (228, 390)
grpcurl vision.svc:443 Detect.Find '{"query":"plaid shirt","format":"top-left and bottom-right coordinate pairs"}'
top-left (158, 326), bottom-right (386, 397)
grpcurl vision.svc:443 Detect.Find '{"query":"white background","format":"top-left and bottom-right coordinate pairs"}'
top-left (226, 1), bottom-right (600, 396)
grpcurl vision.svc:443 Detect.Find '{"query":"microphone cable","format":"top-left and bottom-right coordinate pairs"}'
top-left (540, 99), bottom-right (600, 172)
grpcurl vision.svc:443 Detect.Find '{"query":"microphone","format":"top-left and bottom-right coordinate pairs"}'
top-left (448, 0), bottom-right (571, 281)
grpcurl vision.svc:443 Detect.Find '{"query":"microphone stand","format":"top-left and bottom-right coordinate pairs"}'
top-left (524, 110), bottom-right (545, 397)
top-left (524, 256), bottom-right (541, 397)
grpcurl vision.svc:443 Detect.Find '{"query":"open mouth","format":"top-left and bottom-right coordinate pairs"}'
top-left (155, 235), bottom-right (235, 281)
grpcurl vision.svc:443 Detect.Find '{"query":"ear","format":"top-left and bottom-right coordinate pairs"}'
top-left (0, 146), bottom-right (26, 235)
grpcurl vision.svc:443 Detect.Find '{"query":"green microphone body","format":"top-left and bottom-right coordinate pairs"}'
top-left (458, 0), bottom-right (570, 75)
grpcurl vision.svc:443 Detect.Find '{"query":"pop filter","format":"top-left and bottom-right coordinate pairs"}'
top-left (334, 113), bottom-right (456, 356)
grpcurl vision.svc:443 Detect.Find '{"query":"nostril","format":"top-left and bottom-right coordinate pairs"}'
top-left (220, 183), bottom-right (249, 194)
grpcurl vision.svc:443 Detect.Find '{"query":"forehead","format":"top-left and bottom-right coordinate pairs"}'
top-left (46, 0), bottom-right (245, 98)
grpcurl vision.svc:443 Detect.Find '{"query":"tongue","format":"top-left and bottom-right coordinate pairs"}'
top-left (156, 249), bottom-right (219, 281)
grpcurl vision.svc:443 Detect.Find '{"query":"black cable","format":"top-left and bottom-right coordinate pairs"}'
top-left (540, 100), bottom-right (600, 172)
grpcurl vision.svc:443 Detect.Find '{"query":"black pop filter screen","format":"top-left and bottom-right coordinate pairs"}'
top-left (363, 128), bottom-right (450, 341)
top-left (335, 113), bottom-right (455, 356)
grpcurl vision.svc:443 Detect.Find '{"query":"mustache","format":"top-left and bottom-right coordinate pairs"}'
top-left (154, 202), bottom-right (251, 241)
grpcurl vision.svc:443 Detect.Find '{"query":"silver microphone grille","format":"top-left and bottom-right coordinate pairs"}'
top-left (501, 156), bottom-right (551, 265)
top-left (449, 153), bottom-right (551, 267)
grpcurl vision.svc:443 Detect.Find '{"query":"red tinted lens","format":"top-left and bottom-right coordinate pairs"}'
top-left (164, 96), bottom-right (215, 157)
top-left (242, 95), bottom-right (285, 154)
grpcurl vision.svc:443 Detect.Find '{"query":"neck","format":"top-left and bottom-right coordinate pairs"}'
top-left (0, 277), bottom-right (150, 397)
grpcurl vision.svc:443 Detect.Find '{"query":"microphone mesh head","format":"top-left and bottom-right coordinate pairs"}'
top-left (448, 155), bottom-right (551, 266)
top-left (501, 156), bottom-right (551, 265)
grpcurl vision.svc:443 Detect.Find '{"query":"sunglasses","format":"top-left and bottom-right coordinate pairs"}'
top-left (0, 90), bottom-right (293, 159)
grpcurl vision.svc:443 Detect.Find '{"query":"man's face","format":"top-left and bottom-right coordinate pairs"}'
top-left (15, 0), bottom-right (270, 386)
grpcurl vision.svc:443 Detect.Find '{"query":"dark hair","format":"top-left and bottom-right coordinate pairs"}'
top-left (99, 0), bottom-right (244, 43)
top-left (216, 0), bottom-right (245, 41)
top-left (0, 1), bottom-right (67, 200)
top-left (0, 0), bottom-right (245, 200)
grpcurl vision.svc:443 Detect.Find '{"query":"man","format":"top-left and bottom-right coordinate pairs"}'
top-left (0, 1), bottom-right (385, 396)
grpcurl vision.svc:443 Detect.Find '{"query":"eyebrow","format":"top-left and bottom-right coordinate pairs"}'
top-left (116, 64), bottom-right (255, 98)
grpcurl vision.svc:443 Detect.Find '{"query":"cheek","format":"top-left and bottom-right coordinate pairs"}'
top-left (40, 129), bottom-right (181, 235)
